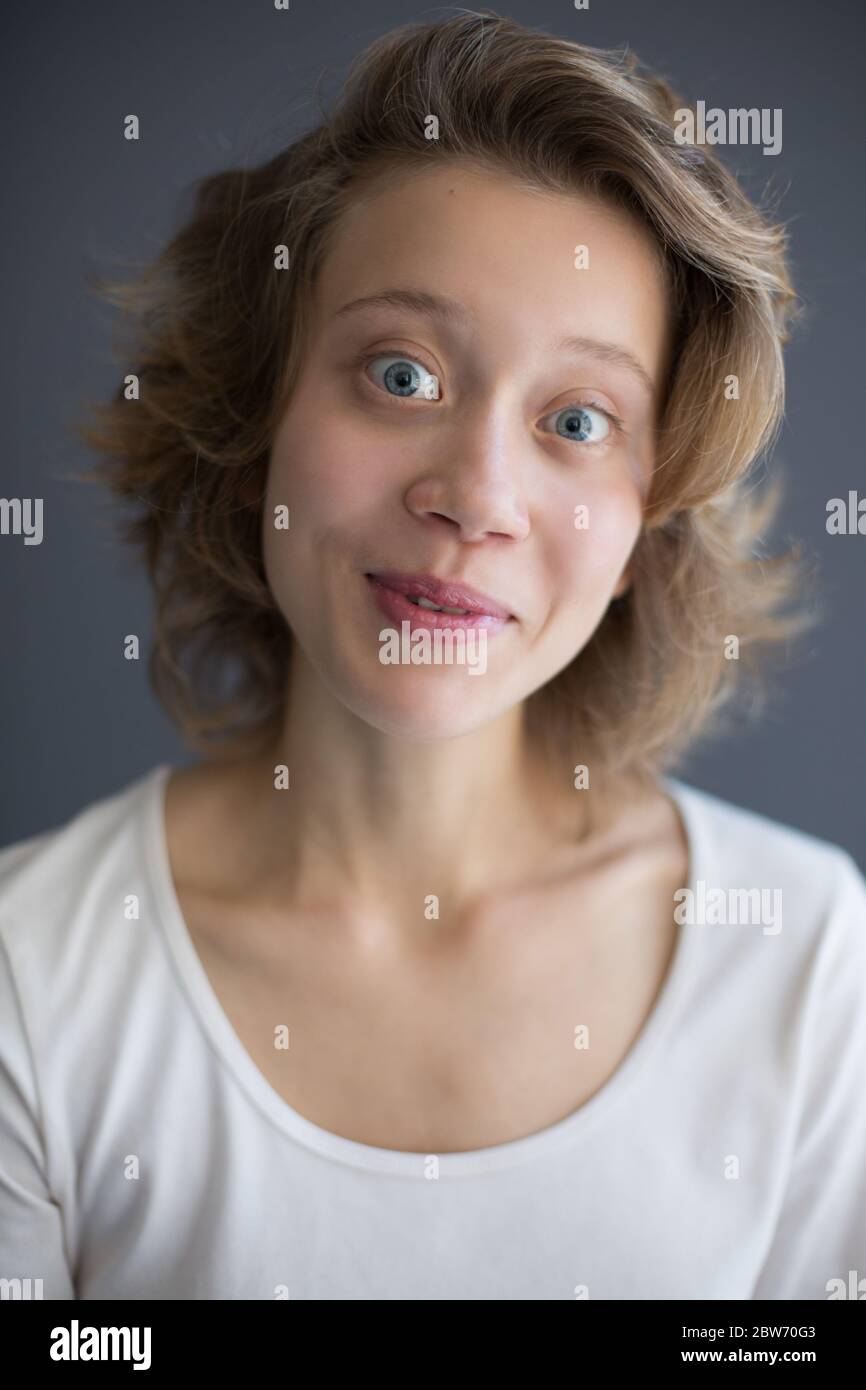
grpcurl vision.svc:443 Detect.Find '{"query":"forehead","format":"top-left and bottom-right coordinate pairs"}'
top-left (313, 161), bottom-right (671, 384)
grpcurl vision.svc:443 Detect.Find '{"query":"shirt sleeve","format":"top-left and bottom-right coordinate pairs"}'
top-left (751, 850), bottom-right (866, 1299)
top-left (0, 931), bottom-right (76, 1299)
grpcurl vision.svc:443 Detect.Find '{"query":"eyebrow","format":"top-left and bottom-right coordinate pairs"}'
top-left (332, 287), bottom-right (656, 397)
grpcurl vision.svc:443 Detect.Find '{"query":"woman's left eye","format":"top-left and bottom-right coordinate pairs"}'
top-left (541, 404), bottom-right (618, 445)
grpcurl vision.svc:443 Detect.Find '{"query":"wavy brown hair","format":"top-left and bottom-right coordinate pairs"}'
top-left (75, 9), bottom-right (817, 794)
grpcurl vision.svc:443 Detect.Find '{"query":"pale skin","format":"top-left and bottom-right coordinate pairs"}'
top-left (165, 161), bottom-right (689, 1153)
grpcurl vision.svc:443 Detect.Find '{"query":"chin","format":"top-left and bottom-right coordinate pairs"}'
top-left (338, 675), bottom-right (501, 742)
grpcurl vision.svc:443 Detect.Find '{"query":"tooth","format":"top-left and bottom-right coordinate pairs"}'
top-left (408, 594), bottom-right (473, 615)
top-left (414, 596), bottom-right (472, 615)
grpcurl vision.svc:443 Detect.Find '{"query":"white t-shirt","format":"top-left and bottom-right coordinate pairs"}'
top-left (1, 763), bottom-right (865, 1301)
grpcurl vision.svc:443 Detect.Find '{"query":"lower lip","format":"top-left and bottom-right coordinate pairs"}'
top-left (365, 575), bottom-right (512, 633)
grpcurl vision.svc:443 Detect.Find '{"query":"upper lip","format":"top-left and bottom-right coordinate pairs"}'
top-left (366, 570), bottom-right (514, 619)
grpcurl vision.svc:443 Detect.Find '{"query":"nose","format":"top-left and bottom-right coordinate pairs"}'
top-left (402, 402), bottom-right (531, 543)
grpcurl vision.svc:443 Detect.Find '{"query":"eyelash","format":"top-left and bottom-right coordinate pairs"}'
top-left (353, 348), bottom-right (626, 440)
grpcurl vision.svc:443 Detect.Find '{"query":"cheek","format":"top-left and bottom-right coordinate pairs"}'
top-left (263, 401), bottom-right (399, 568)
top-left (555, 478), bottom-right (643, 588)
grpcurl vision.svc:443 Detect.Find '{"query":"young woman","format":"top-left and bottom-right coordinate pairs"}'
top-left (2, 12), bottom-right (864, 1301)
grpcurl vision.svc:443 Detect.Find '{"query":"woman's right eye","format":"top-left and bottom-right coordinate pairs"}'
top-left (365, 354), bottom-right (441, 401)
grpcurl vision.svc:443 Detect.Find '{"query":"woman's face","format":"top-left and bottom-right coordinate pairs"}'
top-left (263, 162), bottom-right (670, 740)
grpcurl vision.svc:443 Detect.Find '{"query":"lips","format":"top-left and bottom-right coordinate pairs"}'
top-left (365, 571), bottom-right (513, 619)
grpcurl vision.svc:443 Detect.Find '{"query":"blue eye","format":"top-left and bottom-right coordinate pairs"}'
top-left (546, 405), bottom-right (611, 444)
top-left (361, 353), bottom-right (620, 443)
top-left (367, 355), bottom-right (440, 400)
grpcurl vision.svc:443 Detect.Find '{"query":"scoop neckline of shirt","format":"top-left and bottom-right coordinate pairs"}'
top-left (142, 760), bottom-right (708, 1177)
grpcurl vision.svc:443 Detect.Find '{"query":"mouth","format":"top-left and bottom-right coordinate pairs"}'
top-left (364, 571), bottom-right (514, 631)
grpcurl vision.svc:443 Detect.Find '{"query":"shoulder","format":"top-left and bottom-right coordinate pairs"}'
top-left (665, 777), bottom-right (866, 1060)
top-left (0, 765), bottom-right (169, 1006)
top-left (667, 775), bottom-right (864, 925)
top-left (0, 766), bottom-right (174, 1232)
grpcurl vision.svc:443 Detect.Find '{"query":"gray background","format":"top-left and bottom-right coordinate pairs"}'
top-left (1, 0), bottom-right (864, 864)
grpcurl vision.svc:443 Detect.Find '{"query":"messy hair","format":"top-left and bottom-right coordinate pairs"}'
top-left (76, 8), bottom-right (816, 794)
